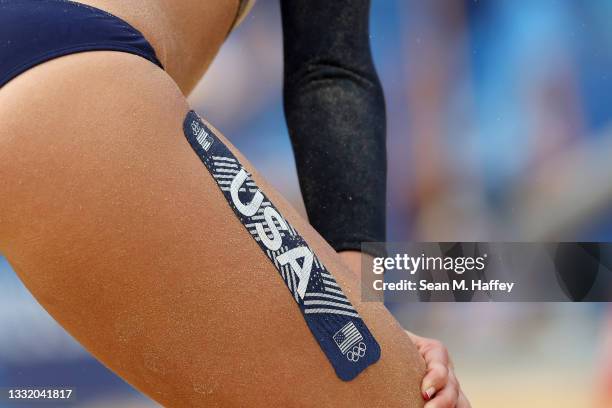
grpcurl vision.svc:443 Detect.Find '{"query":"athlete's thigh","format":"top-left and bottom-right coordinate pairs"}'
top-left (0, 52), bottom-right (424, 407)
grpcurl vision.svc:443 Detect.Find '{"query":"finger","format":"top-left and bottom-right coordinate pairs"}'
top-left (457, 392), bottom-right (472, 408)
top-left (421, 340), bottom-right (450, 399)
top-left (424, 380), bottom-right (459, 408)
top-left (448, 370), bottom-right (470, 408)
top-left (448, 354), bottom-right (455, 370)
top-left (404, 330), bottom-right (427, 352)
top-left (448, 367), bottom-right (463, 394)
top-left (404, 331), bottom-right (440, 355)
top-left (422, 362), bottom-right (449, 400)
top-left (421, 339), bottom-right (450, 367)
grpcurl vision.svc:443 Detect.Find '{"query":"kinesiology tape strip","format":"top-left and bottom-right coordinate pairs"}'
top-left (183, 110), bottom-right (380, 381)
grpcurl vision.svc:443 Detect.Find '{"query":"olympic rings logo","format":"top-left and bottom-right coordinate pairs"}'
top-left (346, 342), bottom-right (367, 362)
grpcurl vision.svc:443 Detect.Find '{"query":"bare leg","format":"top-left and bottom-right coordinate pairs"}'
top-left (0, 52), bottom-right (424, 407)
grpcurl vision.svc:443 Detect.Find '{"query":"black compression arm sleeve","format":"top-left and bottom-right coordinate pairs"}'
top-left (280, 0), bottom-right (387, 253)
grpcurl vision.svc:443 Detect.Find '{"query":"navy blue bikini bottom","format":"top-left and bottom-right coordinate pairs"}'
top-left (0, 0), bottom-right (163, 88)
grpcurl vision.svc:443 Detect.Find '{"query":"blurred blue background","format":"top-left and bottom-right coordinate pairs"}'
top-left (1, 1), bottom-right (611, 406)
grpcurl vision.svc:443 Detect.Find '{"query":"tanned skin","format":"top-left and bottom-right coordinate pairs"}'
top-left (0, 1), bottom-right (425, 406)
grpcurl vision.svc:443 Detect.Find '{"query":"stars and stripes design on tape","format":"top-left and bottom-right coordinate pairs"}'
top-left (192, 121), bottom-right (213, 151)
top-left (210, 158), bottom-right (354, 314)
top-left (183, 110), bottom-right (381, 381)
top-left (303, 258), bottom-right (359, 318)
top-left (333, 322), bottom-right (364, 354)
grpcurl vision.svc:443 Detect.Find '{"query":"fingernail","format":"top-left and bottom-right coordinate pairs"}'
top-left (422, 387), bottom-right (435, 401)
